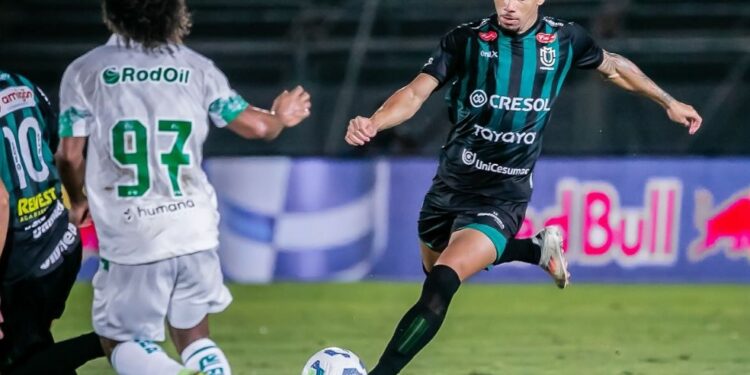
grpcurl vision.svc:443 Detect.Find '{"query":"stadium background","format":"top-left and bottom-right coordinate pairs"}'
top-left (2, 0), bottom-right (748, 374)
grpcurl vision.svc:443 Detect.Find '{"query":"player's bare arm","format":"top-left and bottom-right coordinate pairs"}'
top-left (55, 137), bottom-right (90, 227)
top-left (227, 85), bottom-right (311, 141)
top-left (597, 50), bottom-right (703, 134)
top-left (345, 73), bottom-right (438, 146)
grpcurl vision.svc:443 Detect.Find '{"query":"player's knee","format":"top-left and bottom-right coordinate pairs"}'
top-left (420, 265), bottom-right (461, 316)
top-left (421, 262), bottom-right (431, 276)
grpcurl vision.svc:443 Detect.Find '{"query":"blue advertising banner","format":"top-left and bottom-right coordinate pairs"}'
top-left (79, 157), bottom-right (750, 283)
top-left (199, 157), bottom-right (750, 283)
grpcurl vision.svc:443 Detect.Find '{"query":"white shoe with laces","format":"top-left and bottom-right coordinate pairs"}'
top-left (536, 226), bottom-right (570, 289)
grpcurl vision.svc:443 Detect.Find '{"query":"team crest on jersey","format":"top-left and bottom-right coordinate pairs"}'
top-left (478, 31), bottom-right (498, 42)
top-left (536, 33), bottom-right (557, 44)
top-left (539, 47), bottom-right (556, 71)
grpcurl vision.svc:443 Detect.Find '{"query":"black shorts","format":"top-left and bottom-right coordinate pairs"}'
top-left (0, 241), bottom-right (82, 371)
top-left (418, 178), bottom-right (527, 264)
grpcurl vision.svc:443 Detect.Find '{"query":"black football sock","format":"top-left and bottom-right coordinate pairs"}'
top-left (497, 237), bottom-right (542, 265)
top-left (370, 265), bottom-right (461, 375)
top-left (9, 331), bottom-right (104, 375)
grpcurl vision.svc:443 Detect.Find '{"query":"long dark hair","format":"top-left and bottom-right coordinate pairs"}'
top-left (102, 0), bottom-right (192, 50)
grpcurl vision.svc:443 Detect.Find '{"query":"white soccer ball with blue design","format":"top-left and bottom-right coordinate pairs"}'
top-left (301, 347), bottom-right (367, 375)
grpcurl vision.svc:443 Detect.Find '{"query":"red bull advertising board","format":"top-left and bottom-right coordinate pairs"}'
top-left (373, 157), bottom-right (750, 283)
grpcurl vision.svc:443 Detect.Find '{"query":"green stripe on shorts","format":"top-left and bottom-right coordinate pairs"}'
top-left (463, 223), bottom-right (508, 263)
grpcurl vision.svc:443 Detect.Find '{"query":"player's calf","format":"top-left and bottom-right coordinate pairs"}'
top-left (370, 265), bottom-right (461, 375)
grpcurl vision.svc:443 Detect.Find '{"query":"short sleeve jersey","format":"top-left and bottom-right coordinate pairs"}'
top-left (59, 35), bottom-right (249, 264)
top-left (421, 15), bottom-right (603, 202)
top-left (0, 70), bottom-right (77, 282)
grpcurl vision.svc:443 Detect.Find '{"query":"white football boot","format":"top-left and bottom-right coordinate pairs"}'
top-left (536, 226), bottom-right (570, 289)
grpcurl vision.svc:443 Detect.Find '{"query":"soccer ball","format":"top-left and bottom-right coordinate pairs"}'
top-left (301, 347), bottom-right (368, 375)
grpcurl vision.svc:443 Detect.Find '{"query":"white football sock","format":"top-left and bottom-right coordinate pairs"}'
top-left (181, 338), bottom-right (232, 375)
top-left (112, 340), bottom-right (192, 375)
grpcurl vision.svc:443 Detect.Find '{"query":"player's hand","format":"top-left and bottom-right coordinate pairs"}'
top-left (666, 101), bottom-right (702, 135)
top-left (272, 86), bottom-right (311, 127)
top-left (69, 200), bottom-right (92, 227)
top-left (345, 116), bottom-right (378, 146)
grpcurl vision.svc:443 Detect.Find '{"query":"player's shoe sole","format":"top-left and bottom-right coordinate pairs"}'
top-left (537, 226), bottom-right (570, 289)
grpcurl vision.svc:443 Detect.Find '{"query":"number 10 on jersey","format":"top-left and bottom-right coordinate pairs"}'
top-left (111, 119), bottom-right (192, 198)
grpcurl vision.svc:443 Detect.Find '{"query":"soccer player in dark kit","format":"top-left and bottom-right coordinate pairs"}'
top-left (0, 70), bottom-right (103, 374)
top-left (345, 0), bottom-right (702, 374)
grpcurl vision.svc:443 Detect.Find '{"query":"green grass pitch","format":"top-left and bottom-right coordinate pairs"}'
top-left (54, 283), bottom-right (749, 374)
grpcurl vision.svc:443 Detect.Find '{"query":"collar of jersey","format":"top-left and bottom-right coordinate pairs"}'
top-left (107, 34), bottom-right (134, 47)
top-left (106, 34), bottom-right (181, 51)
top-left (489, 13), bottom-right (544, 40)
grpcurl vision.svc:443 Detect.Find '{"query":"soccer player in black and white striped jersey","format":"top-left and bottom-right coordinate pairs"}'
top-left (346, 1), bottom-right (702, 373)
top-left (0, 70), bottom-right (104, 375)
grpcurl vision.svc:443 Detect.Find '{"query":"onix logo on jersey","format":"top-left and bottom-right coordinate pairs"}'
top-left (472, 125), bottom-right (537, 145)
top-left (480, 50), bottom-right (499, 59)
top-left (102, 66), bottom-right (191, 86)
top-left (469, 90), bottom-right (552, 112)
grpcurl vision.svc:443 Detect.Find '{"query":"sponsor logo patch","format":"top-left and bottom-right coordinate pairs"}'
top-left (536, 33), bottom-right (557, 44)
top-left (478, 31), bottom-right (498, 42)
top-left (0, 86), bottom-right (35, 118)
top-left (461, 149), bottom-right (530, 176)
top-left (472, 124), bottom-right (537, 145)
top-left (123, 199), bottom-right (196, 223)
top-left (17, 187), bottom-right (57, 223)
top-left (469, 90), bottom-right (552, 112)
top-left (40, 223), bottom-right (78, 271)
top-left (101, 66), bottom-right (191, 86)
top-left (478, 212), bottom-right (506, 229)
top-left (480, 50), bottom-right (499, 59)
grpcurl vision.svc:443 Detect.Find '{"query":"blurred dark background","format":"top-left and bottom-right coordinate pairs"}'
top-left (1, 0), bottom-right (748, 157)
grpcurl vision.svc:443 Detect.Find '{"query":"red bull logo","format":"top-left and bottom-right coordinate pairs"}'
top-left (689, 188), bottom-right (750, 262)
top-left (518, 179), bottom-right (682, 267)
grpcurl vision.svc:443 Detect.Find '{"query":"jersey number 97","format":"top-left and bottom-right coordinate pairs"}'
top-left (110, 119), bottom-right (192, 198)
